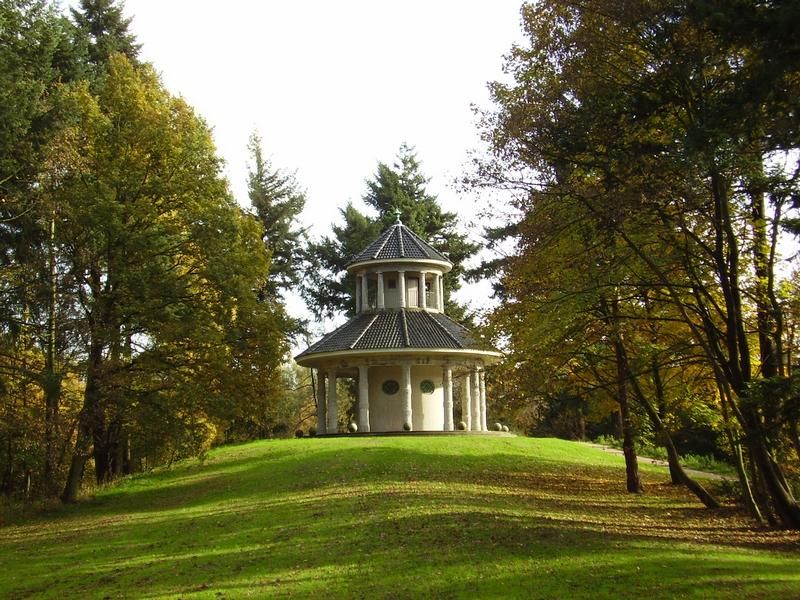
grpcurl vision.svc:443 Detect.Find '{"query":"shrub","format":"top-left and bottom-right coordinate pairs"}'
top-left (348, 422), bottom-right (358, 433)
top-left (594, 434), bottom-right (621, 449)
top-left (457, 421), bottom-right (467, 431)
top-left (294, 429), bottom-right (304, 438)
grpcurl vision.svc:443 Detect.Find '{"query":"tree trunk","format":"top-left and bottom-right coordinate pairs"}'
top-left (612, 410), bottom-right (623, 439)
top-left (649, 349), bottom-right (681, 485)
top-left (93, 421), bottom-right (111, 484)
top-left (658, 423), bottom-right (718, 508)
top-left (60, 411), bottom-right (92, 504)
top-left (614, 339), bottom-right (642, 493)
top-left (745, 413), bottom-right (800, 528)
top-left (789, 418), bottom-right (800, 465)
top-left (747, 444), bottom-right (778, 527)
top-left (43, 208), bottom-right (60, 497)
top-left (719, 387), bottom-right (764, 523)
top-left (622, 344), bottom-right (719, 507)
top-left (61, 336), bottom-right (103, 503)
top-left (1, 437), bottom-right (13, 496)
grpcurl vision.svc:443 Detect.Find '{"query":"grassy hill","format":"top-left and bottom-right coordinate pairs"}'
top-left (1, 436), bottom-right (798, 599)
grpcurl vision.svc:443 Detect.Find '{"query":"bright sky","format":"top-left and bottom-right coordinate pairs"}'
top-left (122, 0), bottom-right (526, 320)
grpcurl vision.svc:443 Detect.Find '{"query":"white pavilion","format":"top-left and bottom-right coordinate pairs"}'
top-left (296, 217), bottom-right (501, 433)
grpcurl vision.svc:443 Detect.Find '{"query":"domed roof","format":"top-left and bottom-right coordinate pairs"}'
top-left (347, 220), bottom-right (451, 267)
top-left (295, 308), bottom-right (495, 361)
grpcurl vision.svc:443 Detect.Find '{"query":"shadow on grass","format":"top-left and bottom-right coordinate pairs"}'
top-left (1, 437), bottom-right (799, 599)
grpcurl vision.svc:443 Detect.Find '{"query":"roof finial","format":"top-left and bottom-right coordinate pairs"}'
top-left (394, 208), bottom-right (402, 224)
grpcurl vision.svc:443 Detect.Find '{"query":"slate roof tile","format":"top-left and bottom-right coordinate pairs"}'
top-left (348, 222), bottom-right (450, 265)
top-left (295, 309), bottom-right (488, 359)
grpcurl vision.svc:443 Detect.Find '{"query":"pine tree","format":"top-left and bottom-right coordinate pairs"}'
top-left (70, 0), bottom-right (140, 67)
top-left (302, 144), bottom-right (477, 320)
top-left (246, 132), bottom-right (306, 300)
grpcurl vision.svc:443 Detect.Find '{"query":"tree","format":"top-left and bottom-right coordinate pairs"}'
top-left (474, 1), bottom-right (798, 524)
top-left (246, 132), bottom-right (306, 300)
top-left (0, 1), bottom-right (294, 503)
top-left (70, 0), bottom-right (140, 67)
top-left (0, 0), bottom-right (88, 497)
top-left (303, 144), bottom-right (478, 320)
top-left (51, 54), bottom-right (287, 502)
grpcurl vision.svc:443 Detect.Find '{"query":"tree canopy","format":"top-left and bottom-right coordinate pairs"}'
top-left (0, 0), bottom-right (292, 502)
top-left (474, 0), bottom-right (800, 527)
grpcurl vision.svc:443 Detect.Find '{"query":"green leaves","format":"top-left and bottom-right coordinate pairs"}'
top-left (475, 0), bottom-right (800, 527)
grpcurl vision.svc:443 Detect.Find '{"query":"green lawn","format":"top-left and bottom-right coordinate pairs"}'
top-left (1, 436), bottom-right (798, 599)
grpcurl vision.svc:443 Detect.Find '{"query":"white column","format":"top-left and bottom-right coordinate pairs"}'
top-left (377, 272), bottom-right (385, 309)
top-left (432, 275), bottom-right (440, 311)
top-left (355, 277), bottom-right (361, 313)
top-left (326, 369), bottom-right (338, 433)
top-left (401, 363), bottom-right (412, 430)
top-left (358, 365), bottom-right (370, 433)
top-left (316, 369), bottom-right (327, 434)
top-left (479, 369), bottom-right (487, 431)
top-left (438, 274), bottom-right (445, 311)
top-left (360, 272), bottom-right (368, 311)
top-left (462, 373), bottom-right (472, 431)
top-left (471, 369), bottom-right (481, 431)
top-left (443, 366), bottom-right (453, 431)
top-left (398, 270), bottom-right (406, 308)
top-left (419, 271), bottom-right (427, 309)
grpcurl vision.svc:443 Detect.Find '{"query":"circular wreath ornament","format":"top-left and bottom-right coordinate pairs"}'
top-left (420, 379), bottom-right (435, 394)
top-left (382, 379), bottom-right (400, 395)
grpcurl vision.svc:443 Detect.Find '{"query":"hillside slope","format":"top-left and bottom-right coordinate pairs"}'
top-left (1, 436), bottom-right (798, 599)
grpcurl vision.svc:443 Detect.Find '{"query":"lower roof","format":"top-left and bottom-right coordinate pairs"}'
top-left (295, 309), bottom-right (496, 361)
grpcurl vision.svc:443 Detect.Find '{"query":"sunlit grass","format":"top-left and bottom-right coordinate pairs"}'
top-left (1, 436), bottom-right (798, 599)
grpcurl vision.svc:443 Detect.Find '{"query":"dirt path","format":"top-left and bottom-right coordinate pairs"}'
top-left (585, 442), bottom-right (731, 481)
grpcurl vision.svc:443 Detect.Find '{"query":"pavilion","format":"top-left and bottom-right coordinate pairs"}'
top-left (295, 217), bottom-right (501, 433)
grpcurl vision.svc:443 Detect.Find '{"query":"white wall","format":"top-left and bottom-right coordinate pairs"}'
top-left (367, 364), bottom-right (444, 431)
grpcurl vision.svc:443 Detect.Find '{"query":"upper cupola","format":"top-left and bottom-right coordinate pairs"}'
top-left (346, 217), bottom-right (452, 313)
top-left (346, 216), bottom-right (452, 275)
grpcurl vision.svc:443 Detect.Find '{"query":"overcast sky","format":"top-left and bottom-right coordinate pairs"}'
top-left (121, 0), bottom-right (526, 319)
